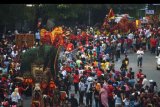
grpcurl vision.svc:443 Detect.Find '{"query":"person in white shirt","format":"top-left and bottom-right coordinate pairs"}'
top-left (123, 95), bottom-right (130, 107)
top-left (61, 69), bottom-right (67, 79)
top-left (35, 30), bottom-right (40, 45)
top-left (136, 48), bottom-right (144, 67)
top-left (128, 32), bottom-right (134, 40)
top-left (142, 75), bottom-right (150, 89)
top-left (145, 28), bottom-right (151, 38)
top-left (79, 80), bottom-right (86, 105)
top-left (11, 50), bottom-right (18, 58)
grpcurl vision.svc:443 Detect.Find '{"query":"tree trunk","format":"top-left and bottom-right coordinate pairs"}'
top-left (4, 24), bottom-right (6, 34)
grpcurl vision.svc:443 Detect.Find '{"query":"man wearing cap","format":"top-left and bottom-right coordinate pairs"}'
top-left (85, 76), bottom-right (93, 107)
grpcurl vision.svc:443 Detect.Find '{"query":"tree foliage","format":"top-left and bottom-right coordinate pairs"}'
top-left (0, 4), bottom-right (146, 33)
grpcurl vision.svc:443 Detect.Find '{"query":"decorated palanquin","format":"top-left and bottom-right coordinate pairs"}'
top-left (40, 27), bottom-right (93, 51)
top-left (38, 26), bottom-right (95, 106)
top-left (15, 34), bottom-right (35, 49)
top-left (40, 27), bottom-right (65, 47)
top-left (108, 17), bottom-right (137, 34)
top-left (102, 9), bottom-right (137, 34)
top-left (31, 83), bottom-right (43, 107)
top-left (31, 64), bottom-right (48, 82)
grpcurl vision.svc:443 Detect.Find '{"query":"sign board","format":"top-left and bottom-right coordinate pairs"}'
top-left (15, 34), bottom-right (35, 49)
top-left (145, 10), bottom-right (154, 15)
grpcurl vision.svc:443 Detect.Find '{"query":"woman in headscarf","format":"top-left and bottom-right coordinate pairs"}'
top-left (99, 81), bottom-right (109, 107)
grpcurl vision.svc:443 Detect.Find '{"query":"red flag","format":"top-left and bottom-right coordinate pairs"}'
top-left (108, 8), bottom-right (115, 20)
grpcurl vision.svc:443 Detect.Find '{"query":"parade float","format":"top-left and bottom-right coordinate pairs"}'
top-left (18, 25), bottom-right (93, 106)
top-left (14, 27), bottom-right (63, 106)
top-left (102, 8), bottom-right (137, 35)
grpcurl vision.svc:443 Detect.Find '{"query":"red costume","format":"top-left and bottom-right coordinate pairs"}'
top-left (73, 74), bottom-right (79, 83)
top-left (65, 65), bottom-right (71, 73)
top-left (66, 43), bottom-right (74, 52)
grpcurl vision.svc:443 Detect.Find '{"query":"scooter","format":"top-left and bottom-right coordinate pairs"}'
top-left (156, 55), bottom-right (160, 70)
top-left (157, 46), bottom-right (160, 56)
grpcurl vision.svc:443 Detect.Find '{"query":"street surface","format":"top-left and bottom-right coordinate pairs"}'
top-left (23, 50), bottom-right (160, 107)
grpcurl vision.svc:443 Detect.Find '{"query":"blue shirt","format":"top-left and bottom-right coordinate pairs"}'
top-left (35, 32), bottom-right (40, 40)
top-left (129, 79), bottom-right (135, 87)
top-left (114, 95), bottom-right (122, 105)
top-left (2, 67), bottom-right (8, 74)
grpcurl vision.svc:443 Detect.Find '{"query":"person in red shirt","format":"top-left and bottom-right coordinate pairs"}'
top-left (96, 68), bottom-right (102, 78)
top-left (65, 64), bottom-right (72, 73)
top-left (17, 83), bottom-right (29, 96)
top-left (107, 80), bottom-right (114, 107)
top-left (73, 70), bottom-right (79, 94)
top-left (126, 67), bottom-right (132, 79)
top-left (85, 67), bottom-right (92, 77)
top-left (136, 69), bottom-right (144, 84)
top-left (150, 37), bottom-right (157, 54)
top-left (66, 40), bottom-right (74, 52)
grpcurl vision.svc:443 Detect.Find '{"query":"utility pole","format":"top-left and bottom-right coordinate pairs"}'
top-left (89, 9), bottom-right (91, 26)
top-left (87, 4), bottom-right (91, 26)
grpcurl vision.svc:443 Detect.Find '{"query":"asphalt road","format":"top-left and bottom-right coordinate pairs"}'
top-left (114, 51), bottom-right (160, 90)
top-left (23, 50), bottom-right (160, 107)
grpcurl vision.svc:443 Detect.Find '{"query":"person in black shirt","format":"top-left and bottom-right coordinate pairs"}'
top-left (69, 94), bottom-right (78, 107)
top-left (121, 60), bottom-right (127, 70)
top-left (0, 86), bottom-right (5, 103)
top-left (121, 55), bottom-right (129, 70)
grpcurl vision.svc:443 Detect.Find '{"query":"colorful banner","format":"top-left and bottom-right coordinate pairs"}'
top-left (108, 8), bottom-right (115, 20)
top-left (136, 20), bottom-right (141, 28)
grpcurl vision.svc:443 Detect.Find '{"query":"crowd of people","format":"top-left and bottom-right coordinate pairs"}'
top-left (57, 25), bottom-right (160, 107)
top-left (0, 24), bottom-right (160, 107)
top-left (0, 32), bottom-right (35, 107)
